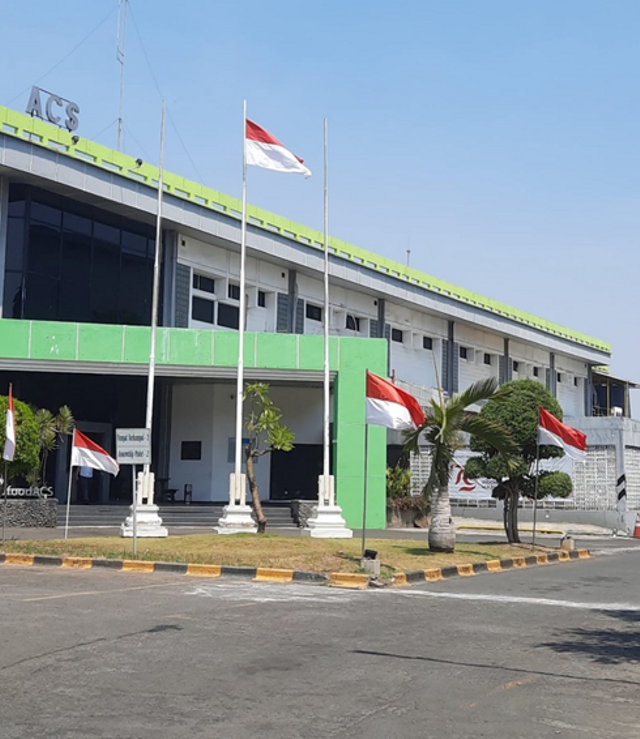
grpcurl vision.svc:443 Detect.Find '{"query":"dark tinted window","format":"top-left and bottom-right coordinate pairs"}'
top-left (6, 184), bottom-right (155, 325)
top-left (28, 222), bottom-right (61, 278)
top-left (24, 273), bottom-right (58, 319)
top-left (2, 272), bottom-right (23, 319)
top-left (181, 441), bottom-right (202, 460)
top-left (346, 314), bottom-right (360, 331)
top-left (193, 274), bottom-right (215, 294)
top-left (192, 296), bottom-right (214, 324)
top-left (306, 303), bottom-right (322, 322)
top-left (5, 218), bottom-right (25, 272)
top-left (228, 283), bottom-right (240, 300)
top-left (218, 303), bottom-right (240, 329)
top-left (423, 336), bottom-right (433, 350)
top-left (258, 290), bottom-right (266, 307)
top-left (391, 328), bottom-right (403, 343)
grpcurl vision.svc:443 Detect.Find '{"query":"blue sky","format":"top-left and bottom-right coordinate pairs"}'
top-left (2, 1), bottom-right (639, 382)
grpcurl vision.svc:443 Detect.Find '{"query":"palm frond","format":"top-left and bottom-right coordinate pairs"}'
top-left (447, 377), bottom-right (500, 417)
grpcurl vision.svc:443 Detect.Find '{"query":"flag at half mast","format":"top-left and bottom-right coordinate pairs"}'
top-left (366, 372), bottom-right (425, 430)
top-left (246, 119), bottom-right (312, 176)
top-left (538, 407), bottom-right (587, 461)
top-left (71, 429), bottom-right (120, 476)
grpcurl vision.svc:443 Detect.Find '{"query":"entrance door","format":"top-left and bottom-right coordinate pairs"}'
top-left (269, 444), bottom-right (323, 500)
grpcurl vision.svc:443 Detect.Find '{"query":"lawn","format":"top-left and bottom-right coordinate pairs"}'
top-left (1, 534), bottom-right (545, 576)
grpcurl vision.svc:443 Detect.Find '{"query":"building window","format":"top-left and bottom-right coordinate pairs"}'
top-left (193, 273), bottom-right (215, 294)
top-left (306, 303), bottom-right (322, 322)
top-left (391, 328), bottom-right (404, 343)
top-left (574, 377), bottom-right (579, 387)
top-left (346, 314), bottom-right (360, 332)
top-left (181, 441), bottom-right (202, 461)
top-left (228, 283), bottom-right (240, 300)
top-left (513, 361), bottom-right (520, 373)
top-left (4, 184), bottom-right (154, 325)
top-left (218, 303), bottom-right (240, 329)
top-left (192, 296), bottom-right (214, 324)
top-left (257, 290), bottom-right (266, 308)
top-left (423, 336), bottom-right (433, 351)
top-left (557, 372), bottom-right (562, 383)
top-left (533, 366), bottom-right (539, 377)
top-left (484, 353), bottom-right (492, 365)
top-left (460, 346), bottom-right (468, 360)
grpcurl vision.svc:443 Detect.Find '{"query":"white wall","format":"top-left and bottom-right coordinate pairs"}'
top-left (169, 382), bottom-right (323, 502)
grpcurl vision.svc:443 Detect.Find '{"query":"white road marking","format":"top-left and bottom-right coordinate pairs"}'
top-left (397, 589), bottom-right (640, 611)
top-left (185, 581), bottom-right (366, 603)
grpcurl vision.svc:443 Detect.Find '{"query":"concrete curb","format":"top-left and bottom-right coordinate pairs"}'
top-left (0, 552), bottom-right (332, 585)
top-left (0, 548), bottom-right (590, 588)
top-left (399, 548), bottom-right (590, 584)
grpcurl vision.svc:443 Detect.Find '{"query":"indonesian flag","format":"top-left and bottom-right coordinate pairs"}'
top-left (3, 384), bottom-right (16, 462)
top-left (366, 372), bottom-right (425, 430)
top-left (246, 119), bottom-right (312, 177)
top-left (71, 429), bottom-right (119, 476)
top-left (538, 407), bottom-right (587, 461)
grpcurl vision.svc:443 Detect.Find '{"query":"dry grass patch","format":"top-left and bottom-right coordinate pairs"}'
top-left (1, 534), bottom-right (546, 575)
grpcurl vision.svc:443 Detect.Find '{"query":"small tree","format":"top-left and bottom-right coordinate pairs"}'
top-left (243, 383), bottom-right (294, 533)
top-left (465, 379), bottom-right (572, 544)
top-left (0, 394), bottom-right (39, 483)
top-left (31, 405), bottom-right (75, 486)
top-left (404, 378), bottom-right (516, 552)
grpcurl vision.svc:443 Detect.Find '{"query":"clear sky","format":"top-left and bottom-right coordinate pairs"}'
top-left (2, 1), bottom-right (638, 383)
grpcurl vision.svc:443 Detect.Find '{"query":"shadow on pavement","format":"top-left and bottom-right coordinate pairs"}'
top-left (539, 609), bottom-right (640, 666)
top-left (352, 648), bottom-right (640, 686)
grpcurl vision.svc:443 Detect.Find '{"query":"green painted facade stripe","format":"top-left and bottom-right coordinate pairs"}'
top-left (0, 319), bottom-right (388, 529)
top-left (0, 105), bottom-right (610, 354)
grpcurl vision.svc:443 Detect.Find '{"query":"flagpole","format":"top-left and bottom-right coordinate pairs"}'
top-left (233, 99), bottom-right (248, 504)
top-left (322, 117), bottom-right (330, 501)
top-left (2, 461), bottom-right (7, 545)
top-left (64, 433), bottom-right (74, 540)
top-left (361, 422), bottom-right (369, 557)
top-left (531, 435), bottom-right (541, 550)
top-left (143, 99), bottom-right (166, 482)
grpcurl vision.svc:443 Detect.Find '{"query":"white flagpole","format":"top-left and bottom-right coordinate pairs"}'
top-left (64, 434), bottom-right (75, 540)
top-left (322, 118), bottom-right (331, 501)
top-left (233, 99), bottom-right (248, 502)
top-left (143, 100), bottom-right (166, 482)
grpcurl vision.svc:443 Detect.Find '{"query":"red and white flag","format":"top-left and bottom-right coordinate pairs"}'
top-left (246, 119), bottom-right (312, 177)
top-left (3, 384), bottom-right (16, 462)
top-left (538, 407), bottom-right (587, 461)
top-left (366, 372), bottom-right (425, 430)
top-left (71, 429), bottom-right (119, 476)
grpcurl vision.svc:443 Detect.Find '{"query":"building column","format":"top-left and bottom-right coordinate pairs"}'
top-left (547, 352), bottom-right (557, 397)
top-left (442, 320), bottom-right (456, 395)
top-left (502, 338), bottom-right (511, 385)
top-left (0, 176), bottom-right (8, 317)
top-left (584, 366), bottom-right (594, 417)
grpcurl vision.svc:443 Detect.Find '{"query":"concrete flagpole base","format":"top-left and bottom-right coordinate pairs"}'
top-left (215, 504), bottom-right (258, 535)
top-left (215, 474), bottom-right (258, 534)
top-left (302, 475), bottom-right (352, 538)
top-left (302, 504), bottom-right (353, 538)
top-left (120, 504), bottom-right (168, 538)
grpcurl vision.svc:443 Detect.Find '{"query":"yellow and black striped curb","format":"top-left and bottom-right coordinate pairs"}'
top-left (394, 548), bottom-right (590, 585)
top-left (0, 549), bottom-right (590, 589)
top-left (0, 553), bottom-right (335, 585)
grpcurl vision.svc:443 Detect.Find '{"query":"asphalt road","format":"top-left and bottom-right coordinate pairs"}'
top-left (2, 550), bottom-right (640, 738)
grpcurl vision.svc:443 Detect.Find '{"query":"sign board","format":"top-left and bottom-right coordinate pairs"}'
top-left (26, 86), bottom-right (80, 131)
top-left (116, 428), bottom-right (151, 465)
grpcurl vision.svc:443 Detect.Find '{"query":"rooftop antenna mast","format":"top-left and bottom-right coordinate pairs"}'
top-left (116, 0), bottom-right (128, 151)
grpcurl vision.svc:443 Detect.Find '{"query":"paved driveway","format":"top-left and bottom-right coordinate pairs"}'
top-left (1, 549), bottom-right (640, 738)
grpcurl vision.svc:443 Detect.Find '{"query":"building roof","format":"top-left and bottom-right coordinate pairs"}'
top-left (0, 105), bottom-right (610, 355)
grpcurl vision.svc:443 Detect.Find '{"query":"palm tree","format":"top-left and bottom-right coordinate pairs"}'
top-left (404, 378), bottom-right (515, 553)
top-left (31, 405), bottom-right (75, 486)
